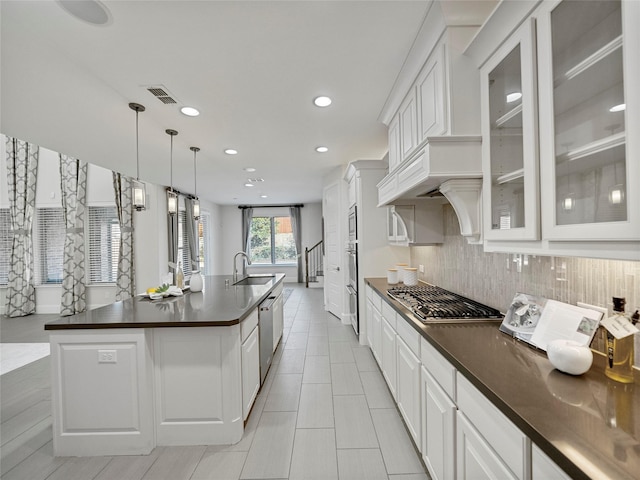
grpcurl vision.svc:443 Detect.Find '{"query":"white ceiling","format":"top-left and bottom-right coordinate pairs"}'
top-left (1, 0), bottom-right (472, 206)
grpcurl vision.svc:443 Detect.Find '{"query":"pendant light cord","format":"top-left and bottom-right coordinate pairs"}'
top-left (135, 110), bottom-right (140, 181)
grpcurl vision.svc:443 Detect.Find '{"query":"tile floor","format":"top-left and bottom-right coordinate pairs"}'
top-left (0, 285), bottom-right (429, 480)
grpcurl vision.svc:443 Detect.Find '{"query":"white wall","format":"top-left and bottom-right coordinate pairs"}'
top-left (219, 203), bottom-right (323, 283)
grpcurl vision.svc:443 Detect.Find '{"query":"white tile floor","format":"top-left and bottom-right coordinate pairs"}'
top-left (0, 285), bottom-right (429, 480)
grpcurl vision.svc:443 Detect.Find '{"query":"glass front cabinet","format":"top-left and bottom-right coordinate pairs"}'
top-left (538, 0), bottom-right (639, 241)
top-left (481, 18), bottom-right (539, 241)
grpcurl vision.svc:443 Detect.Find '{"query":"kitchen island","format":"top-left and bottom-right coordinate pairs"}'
top-left (44, 274), bottom-right (285, 457)
top-left (366, 278), bottom-right (639, 480)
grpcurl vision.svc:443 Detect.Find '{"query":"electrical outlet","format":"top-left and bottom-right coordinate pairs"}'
top-left (419, 264), bottom-right (424, 273)
top-left (98, 350), bottom-right (117, 363)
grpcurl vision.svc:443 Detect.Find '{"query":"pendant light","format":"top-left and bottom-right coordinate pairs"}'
top-left (190, 146), bottom-right (200, 220)
top-left (166, 129), bottom-right (178, 215)
top-left (129, 102), bottom-right (146, 211)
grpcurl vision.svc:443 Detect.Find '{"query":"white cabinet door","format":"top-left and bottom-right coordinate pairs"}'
top-left (481, 18), bottom-right (539, 241)
top-left (532, 444), bottom-right (571, 480)
top-left (421, 366), bottom-right (456, 480)
top-left (388, 115), bottom-right (401, 172)
top-left (272, 293), bottom-right (283, 352)
top-left (456, 412), bottom-right (517, 480)
top-left (396, 335), bottom-right (421, 447)
top-left (400, 91), bottom-right (418, 161)
top-left (241, 325), bottom-right (260, 420)
top-left (371, 304), bottom-right (382, 365)
top-left (417, 44), bottom-right (446, 141)
top-left (381, 315), bottom-right (397, 400)
top-left (537, 0), bottom-right (640, 241)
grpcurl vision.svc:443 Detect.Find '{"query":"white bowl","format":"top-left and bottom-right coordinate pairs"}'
top-left (546, 339), bottom-right (593, 376)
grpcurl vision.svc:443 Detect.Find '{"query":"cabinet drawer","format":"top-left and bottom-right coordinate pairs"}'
top-left (457, 374), bottom-right (529, 480)
top-left (532, 444), bottom-right (570, 480)
top-left (381, 301), bottom-right (397, 330)
top-left (240, 308), bottom-right (259, 343)
top-left (271, 282), bottom-right (283, 298)
top-left (371, 290), bottom-right (383, 312)
top-left (421, 338), bottom-right (456, 402)
top-left (395, 316), bottom-right (420, 358)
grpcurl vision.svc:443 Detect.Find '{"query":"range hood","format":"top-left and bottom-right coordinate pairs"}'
top-left (389, 198), bottom-right (445, 246)
top-left (378, 136), bottom-right (484, 244)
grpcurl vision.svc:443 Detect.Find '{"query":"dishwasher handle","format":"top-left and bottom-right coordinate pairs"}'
top-left (260, 296), bottom-right (276, 311)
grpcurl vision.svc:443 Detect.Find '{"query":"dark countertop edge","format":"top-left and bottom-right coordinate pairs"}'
top-left (44, 274), bottom-right (285, 331)
top-left (365, 277), bottom-right (598, 480)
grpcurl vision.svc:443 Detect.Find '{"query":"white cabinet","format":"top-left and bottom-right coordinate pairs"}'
top-left (388, 205), bottom-right (412, 244)
top-left (400, 92), bottom-right (418, 161)
top-left (421, 366), bottom-right (456, 480)
top-left (481, 18), bottom-right (540, 241)
top-left (371, 302), bottom-right (382, 364)
top-left (417, 44), bottom-right (447, 141)
top-left (532, 444), bottom-right (571, 480)
top-left (396, 335), bottom-right (421, 447)
top-left (272, 292), bottom-right (284, 352)
top-left (388, 115), bottom-right (401, 172)
top-left (456, 411), bottom-right (518, 480)
top-left (537, 0), bottom-right (639, 242)
top-left (347, 175), bottom-right (356, 208)
top-left (241, 325), bottom-right (260, 420)
top-left (381, 314), bottom-right (397, 400)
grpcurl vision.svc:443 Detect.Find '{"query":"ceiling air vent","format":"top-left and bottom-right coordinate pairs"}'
top-left (146, 85), bottom-right (178, 105)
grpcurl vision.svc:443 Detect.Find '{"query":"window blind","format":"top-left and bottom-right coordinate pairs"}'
top-left (177, 210), bottom-right (191, 277)
top-left (88, 206), bottom-right (120, 283)
top-left (34, 208), bottom-right (65, 284)
top-left (0, 209), bottom-right (11, 285)
top-left (199, 212), bottom-right (210, 274)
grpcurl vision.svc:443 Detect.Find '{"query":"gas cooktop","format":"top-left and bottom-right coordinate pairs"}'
top-left (387, 284), bottom-right (503, 323)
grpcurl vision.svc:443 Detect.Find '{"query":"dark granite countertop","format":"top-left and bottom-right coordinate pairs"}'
top-left (366, 277), bottom-right (640, 480)
top-left (44, 274), bottom-right (285, 330)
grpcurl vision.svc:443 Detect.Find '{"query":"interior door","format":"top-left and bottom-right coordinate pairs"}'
top-left (323, 181), bottom-right (342, 318)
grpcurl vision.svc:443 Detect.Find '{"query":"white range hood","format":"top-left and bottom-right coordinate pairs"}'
top-left (377, 136), bottom-right (484, 244)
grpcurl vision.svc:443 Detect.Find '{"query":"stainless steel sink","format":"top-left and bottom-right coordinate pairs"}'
top-left (233, 275), bottom-right (275, 286)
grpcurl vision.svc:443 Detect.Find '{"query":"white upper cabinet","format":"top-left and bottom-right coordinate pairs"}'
top-left (537, 0), bottom-right (639, 241)
top-left (417, 44), bottom-right (447, 142)
top-left (388, 115), bottom-right (401, 172)
top-left (481, 19), bottom-right (540, 241)
top-left (400, 92), bottom-right (418, 161)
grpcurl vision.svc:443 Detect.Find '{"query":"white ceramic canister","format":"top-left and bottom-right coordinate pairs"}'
top-left (404, 267), bottom-right (418, 286)
top-left (189, 271), bottom-right (203, 292)
top-left (387, 269), bottom-right (399, 284)
top-left (396, 263), bottom-right (409, 283)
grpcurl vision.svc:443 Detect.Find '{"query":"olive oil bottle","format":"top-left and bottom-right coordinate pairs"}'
top-left (603, 297), bottom-right (635, 383)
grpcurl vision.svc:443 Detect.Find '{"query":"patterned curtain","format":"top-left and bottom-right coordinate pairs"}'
top-left (167, 190), bottom-right (179, 278)
top-left (241, 207), bottom-right (253, 254)
top-left (289, 206), bottom-right (303, 283)
top-left (184, 198), bottom-right (198, 272)
top-left (5, 137), bottom-right (39, 317)
top-left (113, 173), bottom-right (136, 300)
top-left (59, 155), bottom-right (88, 315)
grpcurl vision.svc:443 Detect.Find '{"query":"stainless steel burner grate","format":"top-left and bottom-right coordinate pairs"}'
top-left (387, 284), bottom-right (502, 322)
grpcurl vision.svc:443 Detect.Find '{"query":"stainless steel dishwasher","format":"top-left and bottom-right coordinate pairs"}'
top-left (258, 296), bottom-right (275, 384)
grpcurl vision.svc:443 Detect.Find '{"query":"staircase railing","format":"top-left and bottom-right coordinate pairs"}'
top-left (305, 240), bottom-right (324, 288)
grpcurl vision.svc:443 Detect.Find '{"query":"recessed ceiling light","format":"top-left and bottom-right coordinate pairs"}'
top-left (245, 183), bottom-right (254, 187)
top-left (225, 149), bottom-right (238, 155)
top-left (609, 103), bottom-right (626, 112)
top-left (180, 106), bottom-right (200, 117)
top-left (313, 96), bottom-right (332, 107)
top-left (260, 195), bottom-right (268, 199)
top-left (506, 92), bottom-right (522, 103)
top-left (244, 167), bottom-right (256, 172)
top-left (316, 146), bottom-right (329, 153)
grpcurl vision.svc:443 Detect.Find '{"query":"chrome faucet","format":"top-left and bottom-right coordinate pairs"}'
top-left (232, 251), bottom-right (251, 282)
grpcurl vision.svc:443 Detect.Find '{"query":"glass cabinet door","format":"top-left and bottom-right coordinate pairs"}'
top-left (482, 19), bottom-right (539, 240)
top-left (538, 0), bottom-right (639, 240)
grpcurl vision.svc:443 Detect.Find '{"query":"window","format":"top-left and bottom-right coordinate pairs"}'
top-left (0, 209), bottom-right (11, 285)
top-left (88, 206), bottom-right (120, 283)
top-left (249, 216), bottom-right (296, 264)
top-left (198, 212), bottom-right (211, 274)
top-left (34, 208), bottom-right (65, 284)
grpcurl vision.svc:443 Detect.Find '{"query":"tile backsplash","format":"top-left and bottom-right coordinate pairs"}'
top-left (411, 204), bottom-right (640, 364)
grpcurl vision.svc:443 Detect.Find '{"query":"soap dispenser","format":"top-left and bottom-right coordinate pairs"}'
top-left (602, 297), bottom-right (637, 383)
